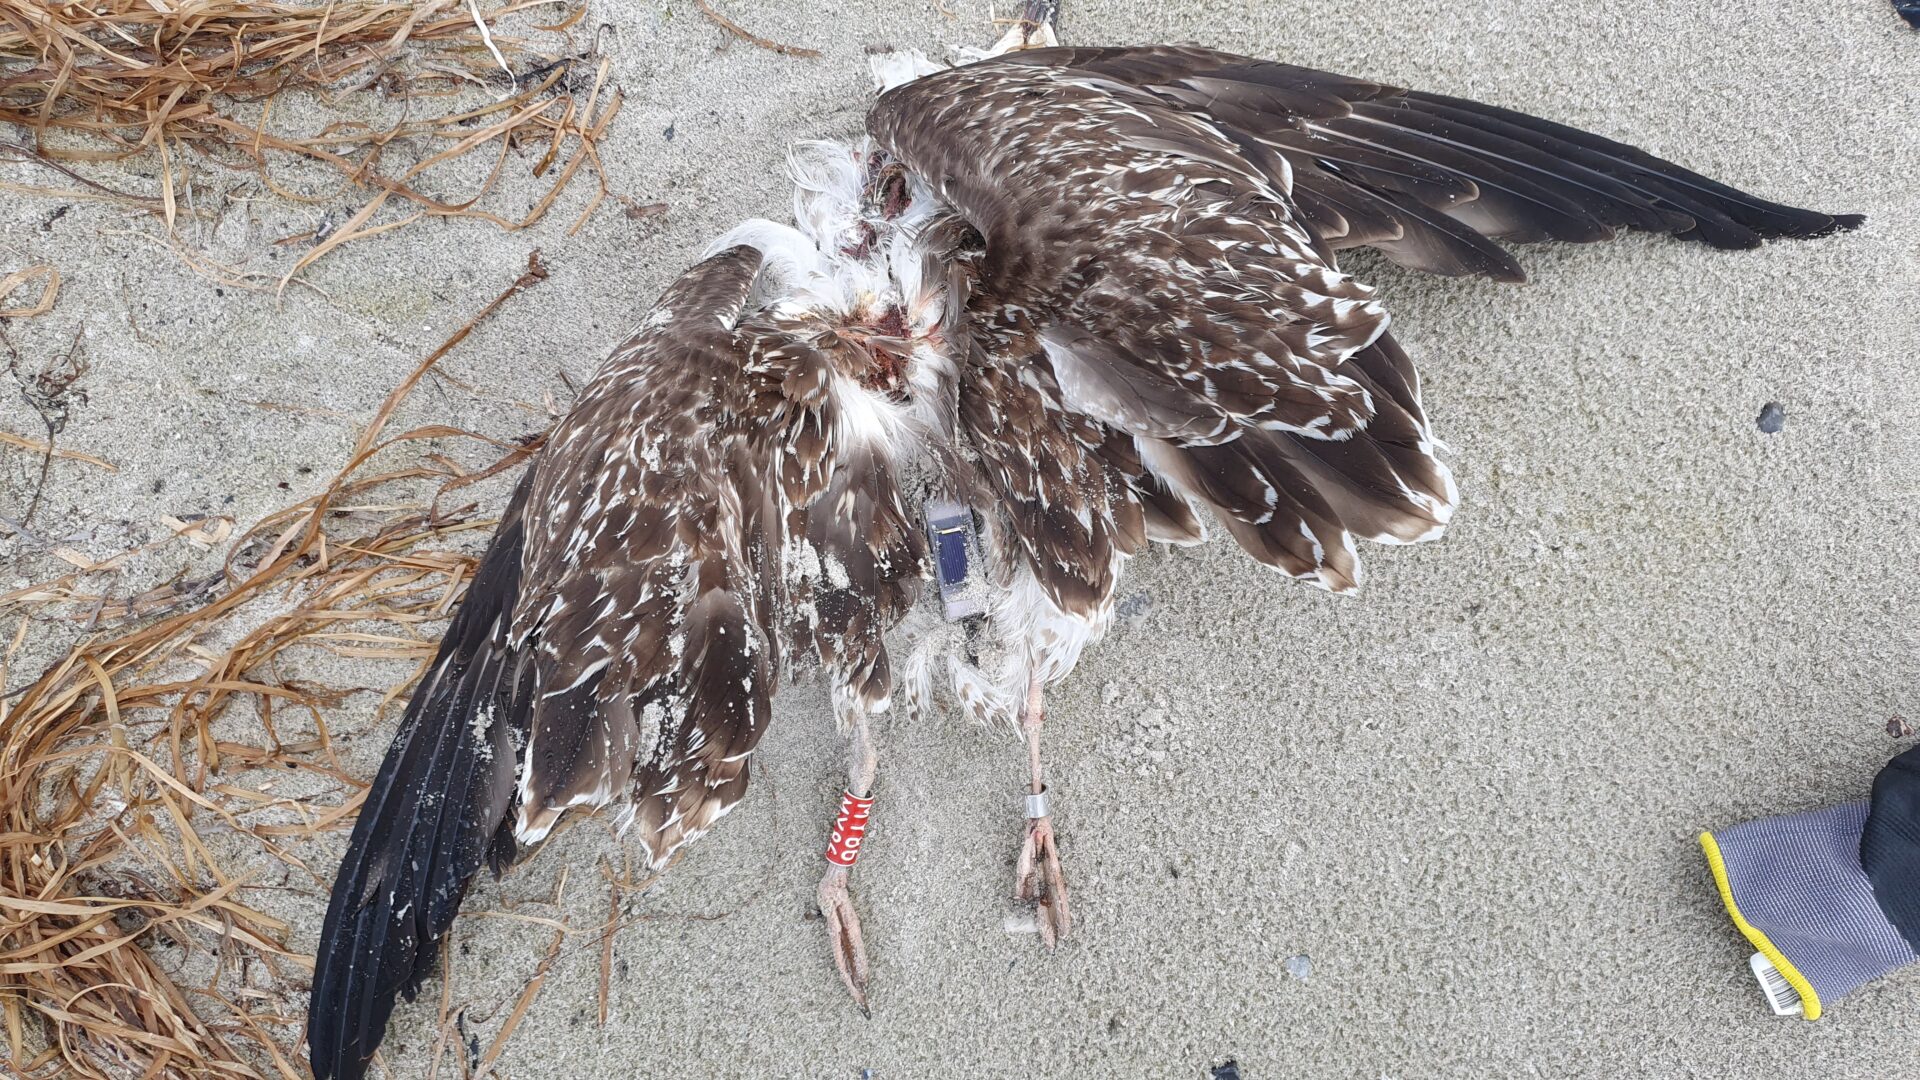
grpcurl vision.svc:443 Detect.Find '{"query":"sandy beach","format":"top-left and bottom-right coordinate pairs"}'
top-left (3, 1), bottom-right (1918, 1076)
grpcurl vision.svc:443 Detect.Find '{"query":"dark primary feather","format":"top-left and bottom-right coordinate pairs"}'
top-left (309, 475), bottom-right (534, 1080)
top-left (310, 247), bottom-right (927, 1080)
top-left (967, 46), bottom-right (1863, 278)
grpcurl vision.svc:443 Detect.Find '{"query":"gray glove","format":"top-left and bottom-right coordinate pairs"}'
top-left (1700, 745), bottom-right (1920, 1019)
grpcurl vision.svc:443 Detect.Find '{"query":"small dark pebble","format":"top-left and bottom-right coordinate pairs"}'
top-left (1757, 401), bottom-right (1786, 434)
top-left (663, 122), bottom-right (676, 141)
top-left (1889, 715), bottom-right (1914, 739)
top-left (1211, 1062), bottom-right (1242, 1080)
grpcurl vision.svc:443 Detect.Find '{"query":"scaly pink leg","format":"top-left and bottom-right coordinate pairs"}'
top-left (819, 707), bottom-right (876, 1013)
top-left (1014, 676), bottom-right (1071, 946)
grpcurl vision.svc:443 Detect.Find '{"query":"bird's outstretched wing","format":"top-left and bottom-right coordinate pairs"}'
top-left (868, 47), bottom-right (1855, 596)
top-left (955, 46), bottom-right (1863, 280)
top-left (309, 246), bottom-right (925, 1080)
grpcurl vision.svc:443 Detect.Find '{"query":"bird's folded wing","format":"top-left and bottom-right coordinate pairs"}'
top-left (868, 52), bottom-right (1468, 593)
top-left (506, 246), bottom-right (773, 863)
top-left (870, 58), bottom-right (1389, 445)
top-left (736, 316), bottom-right (929, 706)
top-left (957, 335), bottom-right (1148, 615)
top-left (311, 247), bottom-right (872, 1080)
top-left (869, 45), bottom-right (1855, 593)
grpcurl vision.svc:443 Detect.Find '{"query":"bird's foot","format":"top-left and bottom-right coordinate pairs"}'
top-left (1014, 798), bottom-right (1071, 947)
top-left (987, 0), bottom-right (1060, 55)
top-left (817, 863), bottom-right (870, 1015)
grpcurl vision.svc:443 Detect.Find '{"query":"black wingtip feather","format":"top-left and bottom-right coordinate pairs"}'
top-left (1398, 89), bottom-right (1859, 253)
top-left (308, 485), bottom-right (532, 1080)
top-left (487, 822), bottom-right (521, 878)
top-left (1796, 211), bottom-right (1866, 239)
top-left (983, 47), bottom-right (1860, 278)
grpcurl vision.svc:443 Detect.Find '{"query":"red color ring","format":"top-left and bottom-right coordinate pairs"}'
top-left (824, 790), bottom-right (875, 867)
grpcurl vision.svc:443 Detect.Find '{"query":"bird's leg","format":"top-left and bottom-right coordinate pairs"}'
top-left (1014, 675), bottom-right (1071, 946)
top-left (987, 0), bottom-right (1060, 55)
top-left (818, 705), bottom-right (877, 1014)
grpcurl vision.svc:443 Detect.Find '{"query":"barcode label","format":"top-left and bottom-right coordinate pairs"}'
top-left (1749, 952), bottom-right (1805, 1017)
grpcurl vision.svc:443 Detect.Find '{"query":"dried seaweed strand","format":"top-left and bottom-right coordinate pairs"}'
top-left (0, 2), bottom-right (634, 283)
top-left (693, 0), bottom-right (822, 57)
top-left (0, 266), bottom-right (58, 319)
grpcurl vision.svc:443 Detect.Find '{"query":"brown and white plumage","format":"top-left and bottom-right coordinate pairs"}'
top-left (310, 40), bottom-right (1858, 1080)
top-left (310, 246), bottom-right (930, 1077)
top-left (868, 45), bottom-right (1858, 592)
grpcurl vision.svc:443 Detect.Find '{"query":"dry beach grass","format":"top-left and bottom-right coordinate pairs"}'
top-left (0, 4), bottom-right (622, 1073)
top-left (0, 250), bottom-right (552, 1077)
top-left (0, 0), bottom-right (627, 294)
